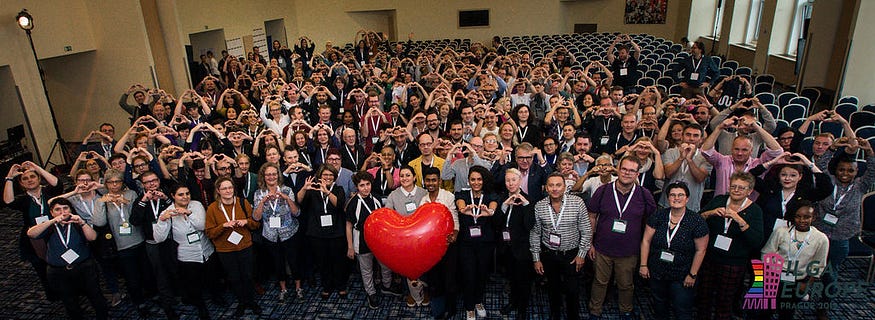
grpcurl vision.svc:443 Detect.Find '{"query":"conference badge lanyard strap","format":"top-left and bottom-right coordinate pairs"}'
top-left (346, 146), bottom-right (359, 167)
top-left (320, 184), bottom-right (335, 228)
top-left (268, 192), bottom-right (283, 229)
top-left (781, 227), bottom-right (812, 282)
top-left (714, 198), bottom-right (748, 251)
top-left (31, 192), bottom-right (48, 225)
top-left (774, 190), bottom-right (795, 231)
top-left (825, 185), bottom-right (852, 225)
top-left (661, 212), bottom-right (684, 263)
top-left (503, 204), bottom-right (514, 242)
top-left (611, 183), bottom-right (636, 234)
top-left (54, 223), bottom-right (79, 267)
top-left (517, 125), bottom-right (529, 141)
top-left (690, 57), bottom-right (702, 81)
top-left (547, 197), bottom-right (566, 247)
top-left (600, 118), bottom-right (612, 145)
top-left (113, 202), bottom-right (133, 236)
top-left (469, 192), bottom-right (484, 238)
top-left (177, 204), bottom-right (201, 244)
top-left (220, 198), bottom-right (243, 245)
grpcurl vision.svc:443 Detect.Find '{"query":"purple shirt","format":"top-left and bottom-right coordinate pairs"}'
top-left (587, 182), bottom-right (656, 257)
top-left (702, 147), bottom-right (783, 195)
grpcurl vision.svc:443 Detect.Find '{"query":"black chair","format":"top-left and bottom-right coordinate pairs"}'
top-left (800, 87), bottom-right (821, 107)
top-left (735, 67), bottom-right (752, 76)
top-left (839, 96), bottom-right (860, 106)
top-left (850, 111), bottom-right (875, 131)
top-left (778, 92), bottom-right (798, 107)
top-left (722, 60), bottom-right (739, 70)
top-left (855, 126), bottom-right (875, 140)
top-left (781, 104), bottom-right (807, 122)
top-left (755, 74), bottom-right (775, 85)
top-left (756, 92), bottom-right (776, 105)
top-left (755, 83), bottom-right (773, 94)
top-left (835, 103), bottom-right (858, 122)
top-left (819, 121), bottom-right (844, 138)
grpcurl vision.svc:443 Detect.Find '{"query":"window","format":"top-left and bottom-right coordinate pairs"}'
top-left (712, 0), bottom-right (725, 38)
top-left (787, 0), bottom-right (814, 55)
top-left (746, 0), bottom-right (766, 44)
top-left (458, 10), bottom-right (489, 28)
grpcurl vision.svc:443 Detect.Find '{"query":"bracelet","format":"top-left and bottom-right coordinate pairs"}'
top-left (640, 265), bottom-right (647, 267)
top-left (5, 177), bottom-right (13, 182)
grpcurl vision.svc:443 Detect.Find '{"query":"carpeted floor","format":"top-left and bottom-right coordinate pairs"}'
top-left (0, 207), bottom-right (872, 319)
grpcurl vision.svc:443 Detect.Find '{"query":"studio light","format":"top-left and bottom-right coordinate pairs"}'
top-left (16, 9), bottom-right (33, 31)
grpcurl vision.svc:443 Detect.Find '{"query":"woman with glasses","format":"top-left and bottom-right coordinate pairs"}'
top-left (696, 172), bottom-right (764, 320)
top-left (205, 177), bottom-right (262, 317)
top-left (253, 163), bottom-right (303, 301)
top-left (639, 182), bottom-right (709, 320)
top-left (509, 104), bottom-right (542, 146)
top-left (622, 137), bottom-right (665, 194)
top-left (366, 145), bottom-right (400, 202)
top-left (153, 184), bottom-right (215, 319)
top-left (93, 169), bottom-right (152, 317)
top-left (296, 165), bottom-right (348, 299)
top-left (455, 166), bottom-right (498, 320)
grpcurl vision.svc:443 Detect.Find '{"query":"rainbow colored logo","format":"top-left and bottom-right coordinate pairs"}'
top-left (743, 253), bottom-right (783, 310)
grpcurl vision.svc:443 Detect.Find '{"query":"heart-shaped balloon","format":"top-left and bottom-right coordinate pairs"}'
top-left (364, 202), bottom-right (454, 280)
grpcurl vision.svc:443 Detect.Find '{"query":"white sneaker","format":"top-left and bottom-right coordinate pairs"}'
top-left (475, 303), bottom-right (486, 317)
top-left (466, 310), bottom-right (476, 320)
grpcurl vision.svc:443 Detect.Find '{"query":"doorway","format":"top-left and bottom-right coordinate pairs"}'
top-left (265, 19), bottom-right (288, 55)
top-left (0, 66), bottom-right (38, 168)
top-left (349, 10), bottom-right (397, 42)
top-left (188, 29), bottom-right (226, 86)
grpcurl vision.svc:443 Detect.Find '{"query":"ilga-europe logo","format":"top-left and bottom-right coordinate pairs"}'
top-left (743, 253), bottom-right (782, 310)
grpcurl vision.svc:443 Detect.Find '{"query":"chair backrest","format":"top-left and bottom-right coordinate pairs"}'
top-left (722, 60), bottom-right (739, 70)
top-left (855, 126), bottom-right (875, 140)
top-left (755, 74), bottom-right (775, 85)
top-left (839, 95), bottom-right (860, 106)
top-left (774, 119), bottom-right (790, 133)
top-left (850, 111), bottom-right (875, 131)
top-left (710, 56), bottom-right (722, 67)
top-left (781, 104), bottom-right (807, 121)
top-left (835, 103), bottom-right (858, 122)
top-left (819, 121), bottom-right (844, 139)
top-left (736, 67), bottom-right (752, 76)
top-left (800, 87), bottom-right (821, 106)
top-left (789, 96), bottom-right (811, 109)
top-left (799, 136), bottom-right (814, 154)
top-left (720, 67), bottom-right (734, 77)
top-left (755, 82), bottom-right (773, 94)
top-left (764, 104), bottom-right (780, 119)
top-left (657, 76), bottom-right (674, 87)
top-left (756, 92), bottom-right (776, 105)
top-left (777, 92), bottom-right (798, 107)
top-left (669, 84), bottom-right (682, 95)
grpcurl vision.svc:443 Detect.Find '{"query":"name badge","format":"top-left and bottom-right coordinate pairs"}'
top-left (320, 215), bottom-right (333, 227)
top-left (714, 234), bottom-right (733, 251)
top-left (781, 271), bottom-right (796, 283)
top-left (773, 218), bottom-right (789, 231)
top-left (823, 214), bottom-right (838, 226)
top-left (227, 231), bottom-right (243, 245)
top-left (548, 232), bottom-right (561, 246)
top-left (187, 232), bottom-right (200, 244)
top-left (269, 216), bottom-right (281, 228)
top-left (502, 229), bottom-right (511, 242)
top-left (61, 249), bottom-right (80, 265)
top-left (600, 136), bottom-right (610, 145)
top-left (469, 226), bottom-right (482, 238)
top-left (612, 219), bottom-right (627, 234)
top-left (619, 68), bottom-right (628, 76)
top-left (371, 137), bottom-right (379, 144)
top-left (405, 201), bottom-right (417, 214)
top-left (119, 223), bottom-right (132, 235)
top-left (690, 72), bottom-right (699, 81)
top-left (659, 250), bottom-right (675, 263)
top-left (34, 216), bottom-right (49, 225)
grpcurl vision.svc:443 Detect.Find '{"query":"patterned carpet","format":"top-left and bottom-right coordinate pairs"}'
top-left (0, 207), bottom-right (872, 319)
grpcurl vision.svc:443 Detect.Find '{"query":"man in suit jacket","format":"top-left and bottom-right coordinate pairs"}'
top-left (494, 143), bottom-right (552, 202)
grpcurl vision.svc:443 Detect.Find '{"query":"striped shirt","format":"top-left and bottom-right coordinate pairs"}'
top-left (529, 194), bottom-right (592, 261)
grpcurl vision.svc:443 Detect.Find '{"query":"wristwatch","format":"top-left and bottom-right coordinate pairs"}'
top-left (688, 273), bottom-right (697, 279)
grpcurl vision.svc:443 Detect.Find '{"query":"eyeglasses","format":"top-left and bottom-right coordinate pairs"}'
top-left (141, 179), bottom-right (159, 184)
top-left (484, 139), bottom-right (497, 144)
top-left (619, 167), bottom-right (638, 173)
top-left (729, 185), bottom-right (749, 191)
top-left (76, 178), bottom-right (92, 183)
top-left (216, 167), bottom-right (231, 171)
top-left (133, 163), bottom-right (148, 168)
top-left (327, 157), bottom-right (342, 161)
top-left (517, 156), bottom-right (534, 160)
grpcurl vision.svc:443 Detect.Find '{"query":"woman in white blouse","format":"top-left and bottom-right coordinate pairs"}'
top-left (154, 184), bottom-right (215, 320)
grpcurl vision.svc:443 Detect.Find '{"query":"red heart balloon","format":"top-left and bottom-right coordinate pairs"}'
top-left (364, 202), bottom-right (454, 280)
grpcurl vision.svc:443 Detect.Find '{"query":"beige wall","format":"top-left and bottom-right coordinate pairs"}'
top-left (842, 0), bottom-right (875, 105)
top-left (801, 0), bottom-right (842, 90)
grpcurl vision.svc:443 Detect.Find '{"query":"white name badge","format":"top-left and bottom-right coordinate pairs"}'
top-left (690, 72), bottom-right (699, 81)
top-left (781, 271), bottom-right (796, 283)
top-left (187, 232), bottom-right (200, 244)
top-left (320, 215), bottom-right (333, 227)
top-left (371, 137), bottom-right (379, 144)
top-left (119, 224), bottom-right (132, 235)
top-left (469, 226), bottom-right (482, 238)
top-left (61, 249), bottom-right (80, 265)
top-left (659, 250), bottom-right (675, 263)
top-left (714, 234), bottom-right (733, 251)
top-left (548, 233), bottom-right (562, 246)
top-left (773, 218), bottom-right (789, 231)
top-left (612, 219), bottom-right (627, 234)
top-left (34, 216), bottom-right (49, 225)
top-left (823, 214), bottom-right (839, 226)
top-left (600, 136), bottom-right (610, 145)
top-left (619, 68), bottom-right (628, 76)
top-left (227, 231), bottom-right (243, 245)
top-left (502, 230), bottom-right (511, 242)
top-left (269, 216), bottom-right (281, 229)
top-left (405, 202), bottom-right (417, 214)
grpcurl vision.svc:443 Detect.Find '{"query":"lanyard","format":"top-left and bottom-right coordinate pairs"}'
top-left (666, 212), bottom-right (685, 248)
top-left (616, 132), bottom-right (637, 152)
top-left (548, 197), bottom-right (566, 231)
top-left (602, 118), bottom-right (612, 132)
top-left (470, 191), bottom-right (484, 223)
top-left (833, 184), bottom-right (853, 210)
top-left (780, 190), bottom-right (795, 216)
top-left (319, 148), bottom-right (327, 164)
top-left (300, 151), bottom-right (311, 167)
top-left (244, 175), bottom-right (252, 198)
top-left (346, 145), bottom-right (359, 167)
top-left (612, 183), bottom-right (636, 220)
top-left (368, 115), bottom-right (380, 134)
top-left (638, 171), bottom-right (647, 186)
top-left (220, 198), bottom-right (236, 222)
top-left (320, 183), bottom-right (335, 213)
top-left (518, 125), bottom-right (529, 141)
top-left (356, 195), bottom-right (380, 221)
top-left (787, 227), bottom-right (812, 262)
top-left (102, 144), bottom-right (112, 158)
top-left (30, 193), bottom-right (45, 217)
top-left (680, 149), bottom-right (698, 177)
top-left (81, 197), bottom-right (95, 217)
top-left (111, 201), bottom-right (128, 223)
top-left (54, 224), bottom-right (72, 250)
top-left (692, 57), bottom-right (702, 72)
top-left (723, 198), bottom-right (748, 234)
top-left (150, 199), bottom-right (160, 220)
top-left (380, 168), bottom-right (392, 192)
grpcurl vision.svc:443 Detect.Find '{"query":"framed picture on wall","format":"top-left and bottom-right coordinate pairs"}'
top-left (624, 0), bottom-right (668, 24)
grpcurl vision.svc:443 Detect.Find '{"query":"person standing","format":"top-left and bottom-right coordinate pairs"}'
top-left (420, 167), bottom-right (460, 319)
top-left (530, 173), bottom-right (592, 320)
top-left (586, 156), bottom-right (657, 320)
top-left (496, 168), bottom-right (535, 319)
top-left (384, 166), bottom-right (429, 307)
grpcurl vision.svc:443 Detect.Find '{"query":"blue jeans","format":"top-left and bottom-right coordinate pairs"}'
top-left (821, 238), bottom-right (849, 302)
top-left (650, 278), bottom-right (695, 320)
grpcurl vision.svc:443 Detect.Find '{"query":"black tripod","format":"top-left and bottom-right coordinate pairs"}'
top-left (23, 27), bottom-right (68, 168)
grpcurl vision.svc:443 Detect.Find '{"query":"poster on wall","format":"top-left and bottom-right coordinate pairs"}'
top-left (624, 0), bottom-right (668, 24)
top-left (253, 28), bottom-right (268, 57)
top-left (226, 38), bottom-right (245, 58)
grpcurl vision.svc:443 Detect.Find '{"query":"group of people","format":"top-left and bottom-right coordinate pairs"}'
top-left (3, 30), bottom-right (867, 320)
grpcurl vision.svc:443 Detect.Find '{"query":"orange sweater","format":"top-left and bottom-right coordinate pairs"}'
top-left (205, 199), bottom-right (260, 253)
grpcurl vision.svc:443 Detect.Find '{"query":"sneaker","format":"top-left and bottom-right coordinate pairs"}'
top-left (419, 292), bottom-right (430, 306)
top-left (110, 293), bottom-right (123, 307)
top-left (279, 289), bottom-right (287, 303)
top-left (475, 304), bottom-right (486, 317)
top-left (405, 295), bottom-right (416, 307)
top-left (296, 287), bottom-right (304, 299)
top-left (367, 294), bottom-right (379, 309)
top-left (380, 285), bottom-right (403, 297)
top-left (466, 310), bottom-right (476, 320)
